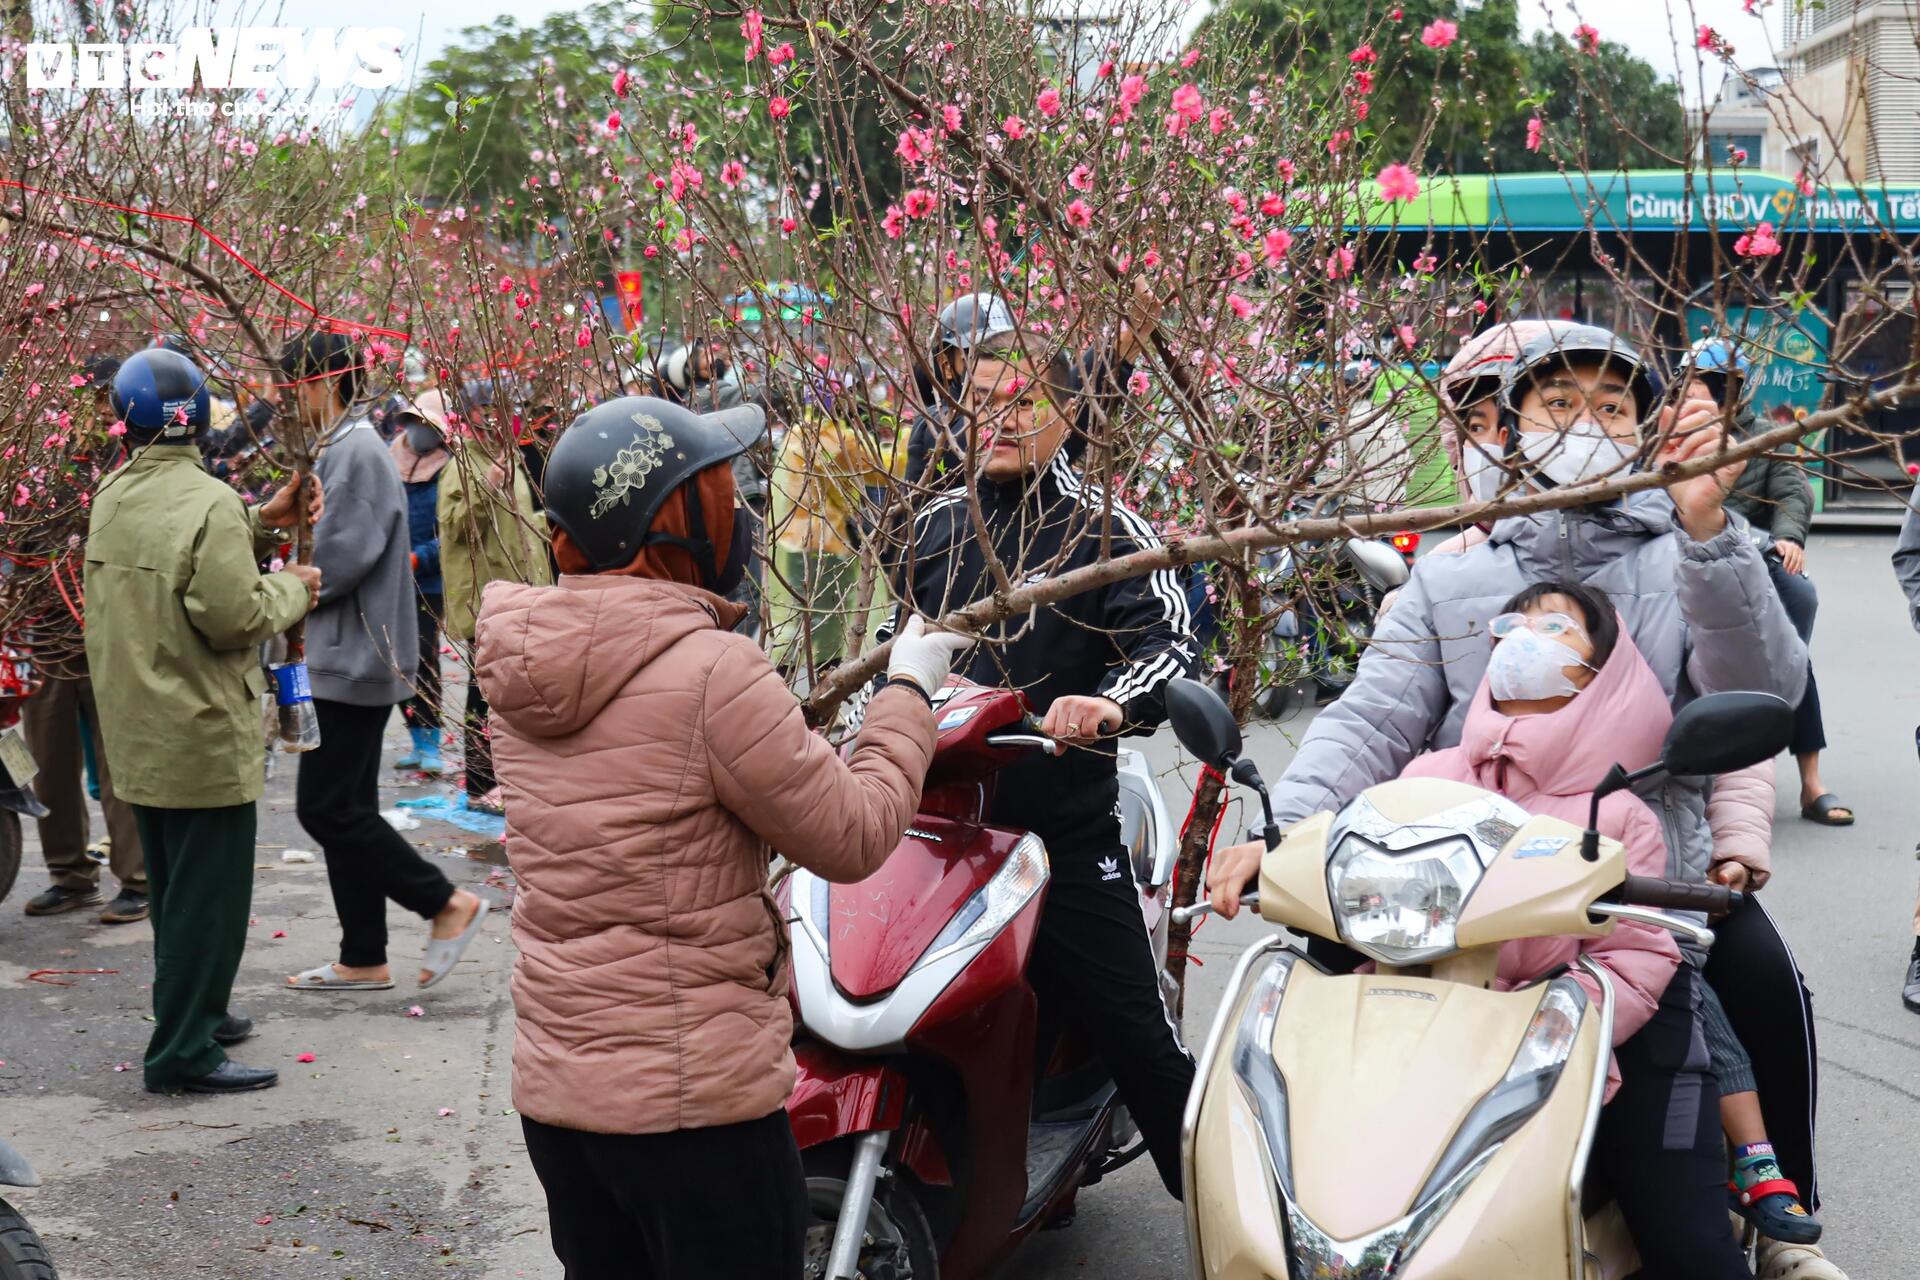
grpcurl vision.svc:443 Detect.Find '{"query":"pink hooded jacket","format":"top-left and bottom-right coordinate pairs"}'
top-left (1382, 526), bottom-right (1775, 875)
top-left (1398, 622), bottom-right (1682, 1099)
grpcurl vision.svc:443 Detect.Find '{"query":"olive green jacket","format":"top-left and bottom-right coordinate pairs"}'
top-left (437, 441), bottom-right (552, 645)
top-left (84, 448), bottom-right (311, 808)
top-left (1724, 413), bottom-right (1813, 546)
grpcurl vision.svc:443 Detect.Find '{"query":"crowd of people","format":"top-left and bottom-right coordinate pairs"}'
top-left (10, 293), bottom-right (1910, 1280)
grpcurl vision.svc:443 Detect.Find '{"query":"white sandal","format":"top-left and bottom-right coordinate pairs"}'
top-left (286, 962), bottom-right (394, 991)
top-left (419, 896), bottom-right (491, 990)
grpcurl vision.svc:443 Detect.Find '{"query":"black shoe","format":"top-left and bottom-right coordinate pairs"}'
top-left (99, 889), bottom-right (149, 924)
top-left (23, 885), bottom-right (102, 916)
top-left (212, 1015), bottom-right (254, 1046)
top-left (1903, 953), bottom-right (1920, 1014)
top-left (146, 1060), bottom-right (279, 1095)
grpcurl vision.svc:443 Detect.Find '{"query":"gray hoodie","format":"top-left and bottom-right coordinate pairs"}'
top-left (1890, 478), bottom-right (1920, 633)
top-left (1269, 491), bottom-right (1806, 914)
top-left (307, 415), bottom-right (418, 706)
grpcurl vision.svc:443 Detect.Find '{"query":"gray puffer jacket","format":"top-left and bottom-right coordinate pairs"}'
top-left (1889, 477), bottom-right (1920, 632)
top-left (1270, 491), bottom-right (1806, 931)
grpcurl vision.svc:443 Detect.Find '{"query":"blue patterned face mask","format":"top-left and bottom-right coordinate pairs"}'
top-left (1487, 627), bottom-right (1596, 701)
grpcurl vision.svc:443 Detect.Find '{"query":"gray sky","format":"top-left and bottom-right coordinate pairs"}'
top-left (168, 0), bottom-right (1784, 103)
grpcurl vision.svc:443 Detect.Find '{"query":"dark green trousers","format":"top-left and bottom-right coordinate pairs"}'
top-left (132, 802), bottom-right (256, 1089)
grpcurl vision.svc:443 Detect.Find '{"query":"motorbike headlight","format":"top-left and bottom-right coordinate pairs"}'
top-left (1326, 835), bottom-right (1483, 966)
top-left (1229, 951), bottom-right (1298, 1197)
top-left (1414, 976), bottom-right (1588, 1201)
top-left (917, 834), bottom-right (1049, 969)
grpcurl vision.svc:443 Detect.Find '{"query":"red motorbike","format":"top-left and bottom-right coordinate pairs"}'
top-left (779, 681), bottom-right (1179, 1280)
top-left (0, 636), bottom-right (48, 909)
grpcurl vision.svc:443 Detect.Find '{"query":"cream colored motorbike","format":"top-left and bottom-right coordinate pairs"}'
top-left (1163, 678), bottom-right (1793, 1280)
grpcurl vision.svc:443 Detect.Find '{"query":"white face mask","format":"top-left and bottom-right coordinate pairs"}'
top-left (1459, 444), bottom-right (1505, 504)
top-left (1515, 421), bottom-right (1636, 489)
top-left (1486, 627), bottom-right (1594, 702)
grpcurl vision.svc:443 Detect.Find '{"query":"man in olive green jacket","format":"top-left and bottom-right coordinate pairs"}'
top-left (437, 415), bottom-right (552, 809)
top-left (85, 346), bottom-right (322, 1095)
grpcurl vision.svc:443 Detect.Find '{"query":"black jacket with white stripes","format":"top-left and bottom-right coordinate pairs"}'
top-left (893, 452), bottom-right (1195, 844)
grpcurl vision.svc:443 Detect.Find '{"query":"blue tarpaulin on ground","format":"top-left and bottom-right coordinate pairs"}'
top-left (394, 792), bottom-right (507, 838)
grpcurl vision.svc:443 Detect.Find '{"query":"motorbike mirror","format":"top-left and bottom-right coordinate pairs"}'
top-left (1660, 691), bottom-right (1795, 777)
top-left (1165, 677), bottom-right (1242, 769)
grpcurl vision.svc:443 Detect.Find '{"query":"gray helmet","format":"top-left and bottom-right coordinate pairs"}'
top-left (1499, 324), bottom-right (1657, 418)
top-left (543, 395), bottom-right (763, 573)
top-left (930, 292), bottom-right (1017, 364)
top-left (919, 292), bottom-right (1016, 406)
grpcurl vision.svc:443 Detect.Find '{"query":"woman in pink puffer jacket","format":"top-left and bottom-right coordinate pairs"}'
top-left (473, 397), bottom-right (969, 1280)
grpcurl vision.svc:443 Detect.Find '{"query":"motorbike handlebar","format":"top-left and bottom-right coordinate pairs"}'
top-left (983, 731), bottom-right (1063, 756)
top-left (1173, 891), bottom-right (1260, 926)
top-left (1618, 875), bottom-right (1742, 916)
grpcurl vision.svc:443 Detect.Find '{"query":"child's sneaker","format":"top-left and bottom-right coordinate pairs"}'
top-left (1730, 1141), bottom-right (1821, 1244)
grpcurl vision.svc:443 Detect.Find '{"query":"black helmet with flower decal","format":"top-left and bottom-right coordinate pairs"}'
top-left (543, 395), bottom-right (764, 574)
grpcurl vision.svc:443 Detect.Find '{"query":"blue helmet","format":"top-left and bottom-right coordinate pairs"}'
top-left (111, 348), bottom-right (211, 443)
top-left (1685, 336), bottom-right (1753, 379)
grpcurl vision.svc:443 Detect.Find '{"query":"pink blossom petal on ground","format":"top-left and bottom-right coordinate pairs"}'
top-left (297, 1053), bottom-right (316, 1063)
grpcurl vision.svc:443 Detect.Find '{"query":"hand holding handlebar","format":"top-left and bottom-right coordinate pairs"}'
top-left (1618, 875), bottom-right (1742, 916)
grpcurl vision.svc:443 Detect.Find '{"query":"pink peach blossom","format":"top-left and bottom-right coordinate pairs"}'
top-left (1037, 86), bottom-right (1063, 117)
top-left (1376, 163), bottom-right (1420, 203)
top-left (1734, 221), bottom-right (1782, 257)
top-left (1421, 19), bottom-right (1458, 48)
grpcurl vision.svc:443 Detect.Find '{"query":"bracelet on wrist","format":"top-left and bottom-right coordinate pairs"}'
top-left (883, 676), bottom-right (932, 706)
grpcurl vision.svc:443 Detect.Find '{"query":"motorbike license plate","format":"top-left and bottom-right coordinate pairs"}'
top-left (0, 725), bottom-right (37, 788)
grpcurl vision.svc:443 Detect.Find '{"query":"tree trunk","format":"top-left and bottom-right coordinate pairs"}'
top-left (1164, 565), bottom-right (1264, 1018)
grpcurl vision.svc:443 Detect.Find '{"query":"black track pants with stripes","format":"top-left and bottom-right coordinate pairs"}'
top-left (1028, 832), bottom-right (1195, 1199)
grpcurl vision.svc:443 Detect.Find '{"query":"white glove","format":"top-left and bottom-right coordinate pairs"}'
top-left (885, 614), bottom-right (974, 697)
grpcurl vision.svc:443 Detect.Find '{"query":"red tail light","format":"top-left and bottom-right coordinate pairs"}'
top-left (1390, 531), bottom-right (1420, 556)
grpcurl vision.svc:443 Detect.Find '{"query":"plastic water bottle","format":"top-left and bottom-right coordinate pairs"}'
top-left (271, 661), bottom-right (321, 752)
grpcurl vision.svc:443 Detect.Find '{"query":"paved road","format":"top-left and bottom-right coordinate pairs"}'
top-left (2, 531), bottom-right (1917, 1278)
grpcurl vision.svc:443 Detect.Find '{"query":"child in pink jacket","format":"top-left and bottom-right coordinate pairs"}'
top-left (1396, 583), bottom-right (1681, 1098)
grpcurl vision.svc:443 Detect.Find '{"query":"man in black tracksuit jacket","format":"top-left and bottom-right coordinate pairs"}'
top-left (888, 343), bottom-right (1197, 1197)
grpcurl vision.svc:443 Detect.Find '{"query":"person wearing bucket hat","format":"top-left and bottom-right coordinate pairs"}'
top-left (472, 394), bottom-right (969, 1276)
top-left (85, 346), bottom-right (324, 1093)
top-left (387, 390), bottom-right (455, 776)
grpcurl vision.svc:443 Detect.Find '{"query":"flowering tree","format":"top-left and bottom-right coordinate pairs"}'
top-left (4, 0), bottom-right (1919, 993)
